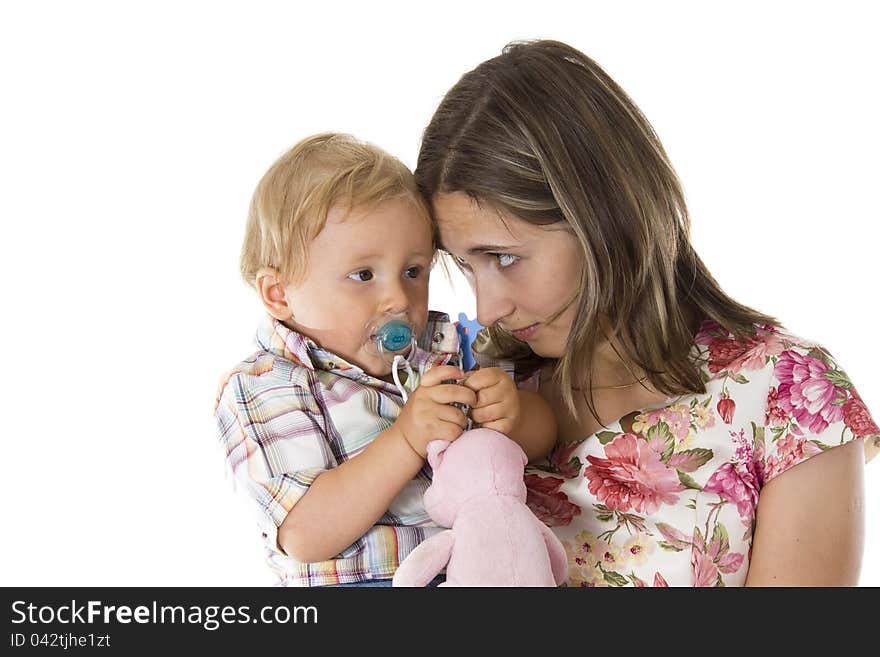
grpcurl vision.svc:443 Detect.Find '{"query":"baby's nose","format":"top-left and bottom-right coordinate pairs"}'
top-left (380, 280), bottom-right (409, 314)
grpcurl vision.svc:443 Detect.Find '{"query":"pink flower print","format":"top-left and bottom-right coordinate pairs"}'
top-left (765, 386), bottom-right (790, 427)
top-left (729, 332), bottom-right (784, 372)
top-left (622, 534), bottom-right (655, 567)
top-left (704, 429), bottom-right (762, 522)
top-left (730, 428), bottom-right (752, 464)
top-left (695, 523), bottom-right (745, 585)
top-left (843, 387), bottom-right (880, 437)
top-left (717, 552), bottom-right (744, 575)
top-left (692, 551), bottom-right (719, 587)
top-left (717, 395), bottom-right (736, 424)
top-left (705, 331), bottom-right (783, 374)
top-left (704, 462), bottom-right (759, 522)
top-left (524, 475), bottom-right (582, 527)
top-left (692, 404), bottom-right (717, 430)
top-left (599, 544), bottom-right (622, 569)
top-left (584, 434), bottom-right (685, 514)
top-left (571, 570), bottom-right (606, 588)
top-left (632, 404), bottom-right (692, 445)
top-left (765, 433), bottom-right (823, 481)
top-left (653, 572), bottom-right (669, 587)
top-left (548, 441), bottom-right (584, 478)
top-left (694, 320), bottom-right (729, 346)
top-left (565, 539), bottom-right (606, 588)
top-left (573, 530), bottom-right (597, 558)
top-left (774, 350), bottom-right (845, 434)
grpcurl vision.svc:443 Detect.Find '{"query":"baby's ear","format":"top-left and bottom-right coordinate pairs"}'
top-left (256, 267), bottom-right (292, 321)
top-left (426, 440), bottom-right (451, 470)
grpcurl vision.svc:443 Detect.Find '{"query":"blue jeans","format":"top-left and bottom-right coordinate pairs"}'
top-left (323, 575), bottom-right (445, 588)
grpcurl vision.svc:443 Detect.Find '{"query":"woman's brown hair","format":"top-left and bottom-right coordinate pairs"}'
top-left (416, 39), bottom-right (778, 422)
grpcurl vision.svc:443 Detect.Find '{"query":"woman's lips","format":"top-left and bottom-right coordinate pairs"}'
top-left (509, 323), bottom-right (539, 341)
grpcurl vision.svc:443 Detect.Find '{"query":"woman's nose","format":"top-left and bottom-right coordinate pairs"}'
top-left (475, 278), bottom-right (514, 328)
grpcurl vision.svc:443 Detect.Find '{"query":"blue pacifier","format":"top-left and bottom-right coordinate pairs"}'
top-left (366, 313), bottom-right (418, 365)
top-left (366, 314), bottom-right (419, 400)
top-left (375, 320), bottom-right (414, 354)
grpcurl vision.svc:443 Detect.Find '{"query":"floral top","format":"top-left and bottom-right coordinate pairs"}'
top-left (519, 322), bottom-right (878, 587)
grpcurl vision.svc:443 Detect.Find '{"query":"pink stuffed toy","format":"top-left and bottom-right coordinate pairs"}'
top-left (392, 428), bottom-right (568, 587)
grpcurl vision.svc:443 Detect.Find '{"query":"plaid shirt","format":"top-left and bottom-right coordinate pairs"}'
top-left (214, 311), bottom-right (462, 587)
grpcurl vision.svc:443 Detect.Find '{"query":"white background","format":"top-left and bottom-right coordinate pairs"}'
top-left (1, 1), bottom-right (877, 586)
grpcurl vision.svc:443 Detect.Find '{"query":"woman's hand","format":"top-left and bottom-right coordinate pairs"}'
top-left (463, 367), bottom-right (520, 435)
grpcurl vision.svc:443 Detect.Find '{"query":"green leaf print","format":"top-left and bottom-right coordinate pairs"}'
top-left (823, 370), bottom-right (852, 390)
top-left (711, 523), bottom-right (730, 556)
top-left (603, 570), bottom-right (630, 587)
top-left (596, 431), bottom-right (618, 445)
top-left (620, 411), bottom-right (640, 435)
top-left (751, 421), bottom-right (765, 443)
top-left (645, 422), bottom-right (676, 462)
top-left (677, 471), bottom-right (703, 490)
top-left (729, 372), bottom-right (750, 385)
top-left (808, 346), bottom-right (837, 369)
top-left (668, 448), bottom-right (714, 472)
top-left (658, 541), bottom-right (682, 552)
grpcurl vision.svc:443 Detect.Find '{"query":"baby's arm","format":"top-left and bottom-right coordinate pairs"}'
top-left (277, 423), bottom-right (423, 563)
top-left (279, 365), bottom-right (474, 563)
top-left (463, 367), bottom-right (556, 461)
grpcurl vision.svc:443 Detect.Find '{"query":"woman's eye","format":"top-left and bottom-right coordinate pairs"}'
top-left (494, 253), bottom-right (520, 269)
top-left (404, 266), bottom-right (422, 279)
top-left (452, 254), bottom-right (472, 271)
top-left (348, 270), bottom-right (373, 282)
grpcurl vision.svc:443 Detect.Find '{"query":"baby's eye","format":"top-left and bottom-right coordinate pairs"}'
top-left (493, 253), bottom-right (520, 269)
top-left (404, 266), bottom-right (423, 279)
top-left (348, 270), bottom-right (373, 282)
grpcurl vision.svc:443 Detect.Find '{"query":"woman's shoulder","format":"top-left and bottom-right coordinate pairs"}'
top-left (694, 320), bottom-right (838, 382)
top-left (692, 319), bottom-right (879, 464)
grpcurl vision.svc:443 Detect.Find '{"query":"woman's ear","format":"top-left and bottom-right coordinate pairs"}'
top-left (256, 268), bottom-right (293, 321)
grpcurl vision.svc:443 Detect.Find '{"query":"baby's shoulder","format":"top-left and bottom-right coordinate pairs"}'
top-left (215, 348), bottom-right (313, 404)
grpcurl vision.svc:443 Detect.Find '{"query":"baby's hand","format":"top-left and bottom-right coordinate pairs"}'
top-left (394, 365), bottom-right (477, 458)
top-left (462, 367), bottom-right (520, 436)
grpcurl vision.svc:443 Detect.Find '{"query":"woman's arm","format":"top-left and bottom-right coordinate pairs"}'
top-left (745, 439), bottom-right (865, 586)
top-left (463, 367), bottom-right (557, 462)
top-left (507, 389), bottom-right (557, 462)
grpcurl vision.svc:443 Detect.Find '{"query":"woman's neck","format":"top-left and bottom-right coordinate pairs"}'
top-left (540, 339), bottom-right (670, 443)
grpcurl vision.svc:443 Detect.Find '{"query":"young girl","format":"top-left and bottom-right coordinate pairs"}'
top-left (416, 40), bottom-right (878, 586)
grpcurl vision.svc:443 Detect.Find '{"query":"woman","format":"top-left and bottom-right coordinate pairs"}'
top-left (416, 40), bottom-right (878, 586)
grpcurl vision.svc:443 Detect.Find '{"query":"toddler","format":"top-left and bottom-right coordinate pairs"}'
top-left (215, 133), bottom-right (556, 586)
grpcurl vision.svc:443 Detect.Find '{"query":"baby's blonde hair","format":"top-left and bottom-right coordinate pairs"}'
top-left (240, 132), bottom-right (431, 287)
